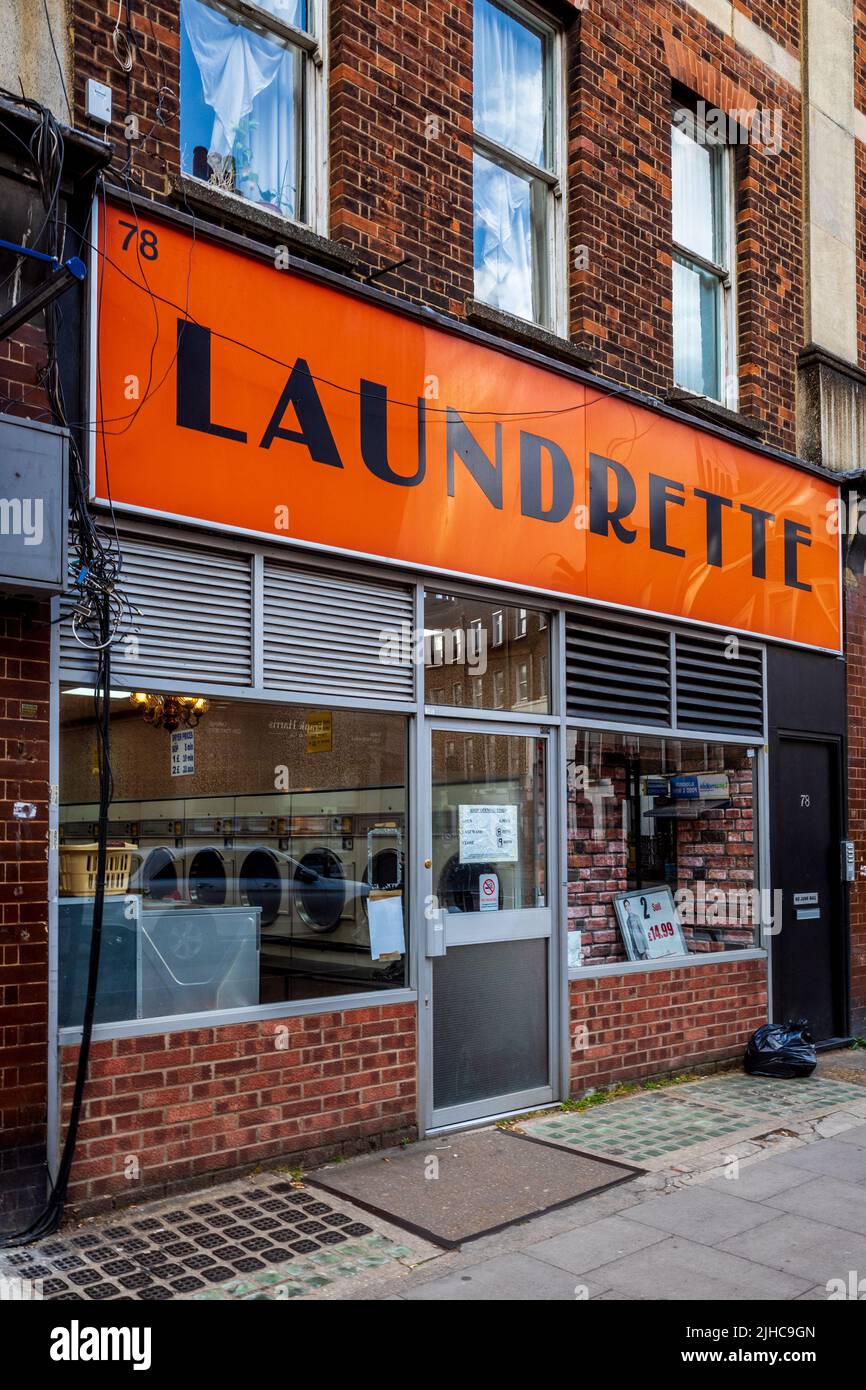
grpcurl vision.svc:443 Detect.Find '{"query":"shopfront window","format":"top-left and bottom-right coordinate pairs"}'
top-left (58, 691), bottom-right (407, 1027)
top-left (424, 591), bottom-right (551, 712)
top-left (566, 729), bottom-right (759, 967)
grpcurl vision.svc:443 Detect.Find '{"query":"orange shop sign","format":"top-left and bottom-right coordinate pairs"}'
top-left (94, 201), bottom-right (842, 652)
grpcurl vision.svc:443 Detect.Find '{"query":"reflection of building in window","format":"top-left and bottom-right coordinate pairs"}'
top-left (59, 692), bottom-right (408, 1022)
top-left (423, 591), bottom-right (551, 713)
top-left (515, 659), bottom-right (529, 706)
top-left (566, 728), bottom-right (757, 966)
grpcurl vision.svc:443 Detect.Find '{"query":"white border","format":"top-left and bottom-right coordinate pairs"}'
top-left (85, 495), bottom-right (846, 657)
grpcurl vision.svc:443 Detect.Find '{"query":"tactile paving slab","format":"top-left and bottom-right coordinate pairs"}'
top-left (520, 1073), bottom-right (866, 1168)
top-left (661, 1074), bottom-right (866, 1119)
top-left (0, 1175), bottom-right (418, 1301)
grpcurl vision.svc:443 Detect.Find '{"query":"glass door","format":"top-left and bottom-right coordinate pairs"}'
top-left (422, 723), bottom-right (555, 1128)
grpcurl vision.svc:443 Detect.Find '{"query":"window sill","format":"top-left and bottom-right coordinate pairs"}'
top-left (568, 946), bottom-right (767, 982)
top-left (464, 299), bottom-right (594, 370)
top-left (665, 388), bottom-right (765, 440)
top-left (171, 174), bottom-right (361, 275)
top-left (57, 987), bottom-right (418, 1045)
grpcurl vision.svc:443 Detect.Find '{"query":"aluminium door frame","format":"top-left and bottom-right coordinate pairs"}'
top-left (415, 713), bottom-right (562, 1135)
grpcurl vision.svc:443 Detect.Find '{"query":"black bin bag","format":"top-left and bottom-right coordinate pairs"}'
top-left (743, 1020), bottom-right (817, 1078)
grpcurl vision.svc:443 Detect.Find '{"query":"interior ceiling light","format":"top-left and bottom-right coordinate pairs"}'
top-left (130, 693), bottom-right (209, 731)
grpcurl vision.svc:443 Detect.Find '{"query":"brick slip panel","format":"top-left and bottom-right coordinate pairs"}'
top-left (59, 1003), bottom-right (417, 1213)
top-left (569, 956), bottom-right (768, 1093)
top-left (0, 598), bottom-right (51, 1229)
top-left (568, 753), bottom-right (756, 965)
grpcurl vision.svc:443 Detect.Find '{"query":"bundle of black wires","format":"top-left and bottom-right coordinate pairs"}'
top-left (0, 92), bottom-right (123, 1244)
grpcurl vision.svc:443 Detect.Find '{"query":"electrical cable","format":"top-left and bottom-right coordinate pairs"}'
top-left (40, 0), bottom-right (73, 123)
top-left (0, 91), bottom-right (123, 1246)
top-left (111, 0), bottom-right (136, 73)
top-left (57, 217), bottom-right (643, 433)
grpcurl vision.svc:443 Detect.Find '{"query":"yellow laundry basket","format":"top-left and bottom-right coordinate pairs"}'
top-left (59, 843), bottom-right (136, 897)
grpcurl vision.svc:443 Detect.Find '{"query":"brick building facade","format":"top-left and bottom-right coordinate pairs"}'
top-left (1, 0), bottom-right (864, 1221)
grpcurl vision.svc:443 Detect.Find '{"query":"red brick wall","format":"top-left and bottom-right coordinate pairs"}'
top-left (329, 0), bottom-right (474, 313)
top-left (0, 598), bottom-right (51, 1229)
top-left (59, 1002), bottom-right (417, 1213)
top-left (0, 323), bottom-right (50, 422)
top-left (68, 1), bottom-right (803, 452)
top-left (569, 956), bottom-right (768, 1092)
top-left (570, 4), bottom-right (803, 450)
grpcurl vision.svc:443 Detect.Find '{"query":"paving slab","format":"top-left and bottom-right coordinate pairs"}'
top-left (520, 1095), bottom-right (763, 1170)
top-left (774, 1137), bottom-right (866, 1182)
top-left (719, 1212), bottom-right (866, 1286)
top-left (759, 1176), bottom-right (866, 1235)
top-left (399, 1250), bottom-right (585, 1301)
top-left (701, 1158), bottom-right (819, 1203)
top-left (583, 1234), bottom-right (812, 1301)
top-left (524, 1214), bottom-right (668, 1275)
top-left (668, 1074), bottom-right (866, 1120)
top-left (624, 1186), bottom-right (782, 1245)
top-left (825, 1121), bottom-right (866, 1147)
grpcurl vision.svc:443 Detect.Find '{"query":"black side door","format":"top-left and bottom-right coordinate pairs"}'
top-left (774, 736), bottom-right (845, 1041)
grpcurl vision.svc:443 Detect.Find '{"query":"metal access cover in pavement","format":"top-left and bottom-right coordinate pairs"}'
top-left (0, 1172), bottom-right (430, 1301)
top-left (519, 1074), bottom-right (866, 1169)
top-left (307, 1127), bottom-right (637, 1247)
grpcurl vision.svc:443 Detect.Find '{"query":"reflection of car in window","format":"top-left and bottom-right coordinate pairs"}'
top-left (189, 848), bottom-right (227, 906)
top-left (140, 846), bottom-right (180, 900)
top-left (294, 848), bottom-right (346, 933)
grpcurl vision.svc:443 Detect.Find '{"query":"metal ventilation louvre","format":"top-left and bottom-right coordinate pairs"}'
top-left (60, 538), bottom-right (254, 686)
top-left (565, 610), bottom-right (672, 726)
top-left (262, 561), bottom-right (415, 701)
top-left (674, 630), bottom-right (765, 738)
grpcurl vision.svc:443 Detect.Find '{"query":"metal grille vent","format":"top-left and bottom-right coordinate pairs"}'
top-left (565, 610), bottom-right (672, 726)
top-left (60, 537), bottom-right (254, 686)
top-left (262, 561), bottom-right (415, 701)
top-left (674, 631), bottom-right (765, 738)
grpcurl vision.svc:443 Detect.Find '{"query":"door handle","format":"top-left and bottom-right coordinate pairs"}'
top-left (425, 906), bottom-right (447, 958)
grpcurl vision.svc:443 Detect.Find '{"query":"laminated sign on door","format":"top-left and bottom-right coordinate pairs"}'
top-left (458, 805), bottom-right (518, 863)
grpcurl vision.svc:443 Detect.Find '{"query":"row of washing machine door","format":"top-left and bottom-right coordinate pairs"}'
top-left (135, 842), bottom-right (402, 937)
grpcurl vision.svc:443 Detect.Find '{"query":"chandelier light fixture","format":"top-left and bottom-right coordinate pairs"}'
top-left (130, 692), bottom-right (209, 731)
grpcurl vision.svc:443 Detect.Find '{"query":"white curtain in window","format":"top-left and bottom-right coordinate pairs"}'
top-left (474, 0), bottom-right (544, 166)
top-left (474, 152), bottom-right (534, 322)
top-left (182, 0), bottom-right (298, 216)
top-left (671, 123), bottom-right (715, 261)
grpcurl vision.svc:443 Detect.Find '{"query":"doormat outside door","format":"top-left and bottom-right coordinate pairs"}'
top-left (307, 1128), bottom-right (637, 1248)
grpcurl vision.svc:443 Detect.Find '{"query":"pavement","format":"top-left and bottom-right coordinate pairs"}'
top-left (4, 1053), bottom-right (866, 1301)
